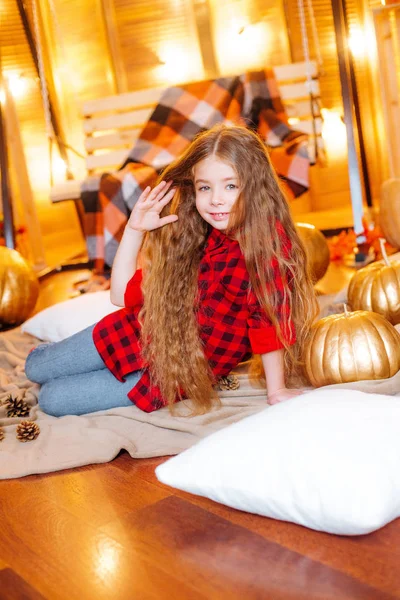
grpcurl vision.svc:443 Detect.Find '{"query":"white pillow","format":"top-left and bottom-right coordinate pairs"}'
top-left (22, 291), bottom-right (119, 342)
top-left (156, 388), bottom-right (400, 535)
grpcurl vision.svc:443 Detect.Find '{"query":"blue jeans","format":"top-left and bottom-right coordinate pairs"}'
top-left (25, 325), bottom-right (142, 417)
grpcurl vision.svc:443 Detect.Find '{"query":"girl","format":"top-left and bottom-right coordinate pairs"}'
top-left (25, 125), bottom-right (318, 417)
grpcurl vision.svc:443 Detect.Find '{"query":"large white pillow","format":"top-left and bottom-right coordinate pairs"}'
top-left (156, 388), bottom-right (400, 535)
top-left (22, 291), bottom-right (119, 342)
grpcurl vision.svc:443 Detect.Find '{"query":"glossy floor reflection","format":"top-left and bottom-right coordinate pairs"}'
top-left (0, 262), bottom-right (399, 599)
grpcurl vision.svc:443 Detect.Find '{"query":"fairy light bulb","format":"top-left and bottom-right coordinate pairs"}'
top-left (6, 73), bottom-right (28, 99)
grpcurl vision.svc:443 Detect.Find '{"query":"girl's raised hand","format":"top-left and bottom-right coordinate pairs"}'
top-left (128, 181), bottom-right (178, 232)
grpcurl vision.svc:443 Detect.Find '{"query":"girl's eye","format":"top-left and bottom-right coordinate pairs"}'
top-left (198, 186), bottom-right (210, 192)
top-left (227, 184), bottom-right (237, 190)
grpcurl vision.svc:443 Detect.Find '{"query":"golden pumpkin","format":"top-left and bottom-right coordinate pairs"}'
top-left (296, 222), bottom-right (330, 283)
top-left (0, 247), bottom-right (39, 327)
top-left (379, 179), bottom-right (400, 249)
top-left (305, 308), bottom-right (400, 387)
top-left (348, 239), bottom-right (400, 325)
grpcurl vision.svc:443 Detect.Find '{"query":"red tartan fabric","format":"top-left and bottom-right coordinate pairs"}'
top-left (82, 70), bottom-right (311, 271)
top-left (92, 227), bottom-right (295, 412)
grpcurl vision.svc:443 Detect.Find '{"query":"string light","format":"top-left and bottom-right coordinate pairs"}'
top-left (51, 155), bottom-right (67, 181)
top-left (156, 44), bottom-right (202, 84)
top-left (321, 108), bottom-right (347, 160)
top-left (348, 27), bottom-right (366, 58)
top-left (6, 73), bottom-right (28, 99)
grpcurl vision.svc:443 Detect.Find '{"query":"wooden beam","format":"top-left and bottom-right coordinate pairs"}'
top-left (99, 0), bottom-right (128, 94)
top-left (3, 79), bottom-right (46, 269)
top-left (15, 0), bottom-right (73, 180)
top-left (331, 0), bottom-right (366, 241)
top-left (341, 1), bottom-right (372, 209)
top-left (192, 0), bottom-right (219, 79)
top-left (0, 90), bottom-right (15, 250)
top-left (0, 45), bottom-right (15, 249)
top-left (373, 7), bottom-right (400, 179)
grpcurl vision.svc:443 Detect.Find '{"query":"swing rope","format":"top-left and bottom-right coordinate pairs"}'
top-left (31, 0), bottom-right (53, 136)
top-left (31, 0), bottom-right (84, 188)
top-left (47, 0), bottom-right (86, 165)
top-left (47, 0), bottom-right (85, 125)
top-left (296, 0), bottom-right (323, 164)
top-left (306, 0), bottom-right (323, 69)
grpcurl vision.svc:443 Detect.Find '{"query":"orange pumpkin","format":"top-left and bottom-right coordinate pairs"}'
top-left (0, 247), bottom-right (39, 326)
top-left (296, 222), bottom-right (330, 283)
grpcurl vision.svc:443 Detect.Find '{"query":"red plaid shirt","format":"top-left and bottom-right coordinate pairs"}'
top-left (93, 226), bottom-right (295, 412)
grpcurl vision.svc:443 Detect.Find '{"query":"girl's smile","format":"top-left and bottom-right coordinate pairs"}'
top-left (209, 212), bottom-right (230, 221)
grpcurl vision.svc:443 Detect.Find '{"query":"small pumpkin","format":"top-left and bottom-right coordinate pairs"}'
top-left (305, 307), bottom-right (400, 387)
top-left (296, 222), bottom-right (330, 283)
top-left (379, 179), bottom-right (400, 249)
top-left (0, 247), bottom-right (39, 327)
top-left (348, 238), bottom-right (400, 325)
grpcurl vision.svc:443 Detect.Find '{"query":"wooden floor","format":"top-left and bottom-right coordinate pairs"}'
top-left (1, 265), bottom-right (400, 600)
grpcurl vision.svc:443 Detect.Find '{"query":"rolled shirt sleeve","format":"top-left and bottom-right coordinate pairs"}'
top-left (248, 314), bottom-right (296, 354)
top-left (247, 249), bottom-right (296, 355)
top-left (124, 269), bottom-right (143, 308)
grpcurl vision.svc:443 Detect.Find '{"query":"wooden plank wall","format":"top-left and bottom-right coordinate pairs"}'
top-left (209, 0), bottom-right (291, 75)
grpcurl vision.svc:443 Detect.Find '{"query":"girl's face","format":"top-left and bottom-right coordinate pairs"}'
top-left (193, 156), bottom-right (240, 231)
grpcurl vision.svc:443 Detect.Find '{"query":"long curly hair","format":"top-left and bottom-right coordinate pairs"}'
top-left (139, 124), bottom-right (318, 414)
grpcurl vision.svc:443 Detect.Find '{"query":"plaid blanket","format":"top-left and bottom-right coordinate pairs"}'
top-left (81, 70), bottom-right (310, 272)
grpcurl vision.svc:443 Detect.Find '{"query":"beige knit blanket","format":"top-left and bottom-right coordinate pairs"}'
top-left (1, 326), bottom-right (400, 480)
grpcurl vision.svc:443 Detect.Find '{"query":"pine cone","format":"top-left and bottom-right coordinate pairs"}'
top-left (4, 395), bottom-right (30, 418)
top-left (216, 374), bottom-right (240, 391)
top-left (0, 428), bottom-right (4, 442)
top-left (16, 420), bottom-right (40, 443)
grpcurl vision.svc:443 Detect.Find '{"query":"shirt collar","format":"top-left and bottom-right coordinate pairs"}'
top-left (206, 227), bottom-right (232, 252)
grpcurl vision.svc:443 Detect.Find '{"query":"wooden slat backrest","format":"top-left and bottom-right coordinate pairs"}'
top-left (82, 61), bottom-right (322, 173)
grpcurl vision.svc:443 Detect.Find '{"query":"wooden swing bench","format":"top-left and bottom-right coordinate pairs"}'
top-left (50, 61), bottom-right (323, 205)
